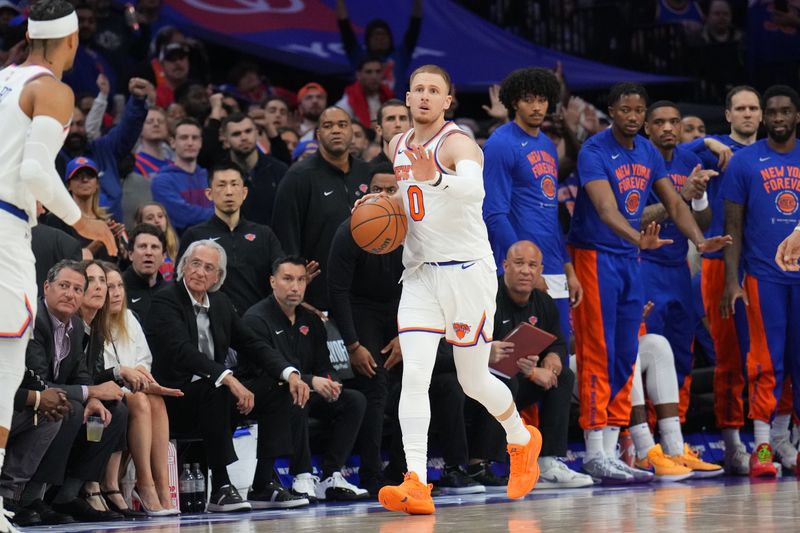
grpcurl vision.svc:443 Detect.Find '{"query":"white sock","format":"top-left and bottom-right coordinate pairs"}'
top-left (771, 414), bottom-right (792, 443)
top-left (629, 423), bottom-right (655, 460)
top-left (0, 448), bottom-right (5, 473)
top-left (602, 426), bottom-right (620, 458)
top-left (657, 417), bottom-right (684, 456)
top-left (401, 416), bottom-right (430, 484)
top-left (754, 420), bottom-right (771, 447)
top-left (499, 409), bottom-right (531, 446)
top-left (584, 429), bottom-right (605, 460)
top-left (722, 428), bottom-right (742, 451)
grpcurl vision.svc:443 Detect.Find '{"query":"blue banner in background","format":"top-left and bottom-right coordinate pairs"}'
top-left (160, 0), bottom-right (685, 91)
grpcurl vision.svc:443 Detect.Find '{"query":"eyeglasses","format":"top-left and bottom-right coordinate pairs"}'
top-left (188, 259), bottom-right (218, 275)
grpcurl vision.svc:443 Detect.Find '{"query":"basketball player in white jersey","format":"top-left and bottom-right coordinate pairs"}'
top-left (373, 65), bottom-right (541, 515)
top-left (0, 3), bottom-right (116, 529)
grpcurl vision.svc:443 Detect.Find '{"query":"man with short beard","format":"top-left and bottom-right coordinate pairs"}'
top-left (297, 83), bottom-right (327, 142)
top-left (721, 85), bottom-right (800, 478)
top-left (219, 113), bottom-right (287, 227)
top-left (272, 106), bottom-right (371, 311)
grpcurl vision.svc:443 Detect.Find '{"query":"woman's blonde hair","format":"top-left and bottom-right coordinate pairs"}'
top-left (100, 261), bottom-right (130, 342)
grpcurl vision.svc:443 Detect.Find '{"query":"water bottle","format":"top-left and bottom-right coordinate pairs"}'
top-left (192, 463), bottom-right (206, 512)
top-left (179, 464), bottom-right (195, 513)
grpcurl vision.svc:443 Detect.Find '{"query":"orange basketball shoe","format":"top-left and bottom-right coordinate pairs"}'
top-left (507, 425), bottom-right (543, 499)
top-left (378, 472), bottom-right (435, 515)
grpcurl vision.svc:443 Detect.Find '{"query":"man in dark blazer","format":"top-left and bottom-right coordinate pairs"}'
top-left (145, 239), bottom-right (310, 513)
top-left (20, 260), bottom-right (128, 523)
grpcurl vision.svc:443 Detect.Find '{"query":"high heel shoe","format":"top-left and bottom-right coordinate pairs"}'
top-left (132, 488), bottom-right (176, 517)
top-left (101, 490), bottom-right (147, 519)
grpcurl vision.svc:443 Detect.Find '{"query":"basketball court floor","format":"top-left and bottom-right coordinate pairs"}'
top-left (21, 477), bottom-right (800, 532)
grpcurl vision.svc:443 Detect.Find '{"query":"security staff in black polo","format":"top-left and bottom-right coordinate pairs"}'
top-left (271, 106), bottom-right (372, 311)
top-left (465, 241), bottom-right (583, 488)
top-left (179, 161), bottom-right (295, 316)
top-left (326, 163), bottom-right (404, 495)
top-left (240, 256), bottom-right (368, 501)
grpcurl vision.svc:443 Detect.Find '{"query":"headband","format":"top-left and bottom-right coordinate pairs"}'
top-left (28, 11), bottom-right (78, 39)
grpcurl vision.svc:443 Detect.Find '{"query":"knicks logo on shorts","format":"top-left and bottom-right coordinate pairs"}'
top-left (625, 190), bottom-right (641, 215)
top-left (541, 176), bottom-right (556, 200)
top-left (394, 165), bottom-right (412, 181)
top-left (776, 191), bottom-right (798, 215)
top-left (453, 322), bottom-right (472, 340)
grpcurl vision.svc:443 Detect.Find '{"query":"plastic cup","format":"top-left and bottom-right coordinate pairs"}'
top-left (86, 416), bottom-right (104, 442)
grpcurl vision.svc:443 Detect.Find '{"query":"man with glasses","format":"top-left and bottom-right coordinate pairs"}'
top-left (145, 240), bottom-right (310, 512)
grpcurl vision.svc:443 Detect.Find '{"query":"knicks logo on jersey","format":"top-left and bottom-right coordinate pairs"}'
top-left (624, 190), bottom-right (641, 215)
top-left (453, 322), bottom-right (472, 340)
top-left (776, 191), bottom-right (798, 215)
top-left (394, 165), bottom-right (412, 181)
top-left (541, 176), bottom-right (556, 200)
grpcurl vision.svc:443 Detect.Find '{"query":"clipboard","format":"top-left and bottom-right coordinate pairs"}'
top-left (489, 322), bottom-right (557, 379)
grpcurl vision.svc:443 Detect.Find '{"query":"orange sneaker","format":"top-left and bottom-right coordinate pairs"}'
top-left (749, 443), bottom-right (778, 478)
top-left (378, 472), bottom-right (435, 515)
top-left (507, 425), bottom-right (543, 499)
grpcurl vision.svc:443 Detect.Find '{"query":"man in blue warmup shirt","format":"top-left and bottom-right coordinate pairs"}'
top-left (483, 67), bottom-right (582, 343)
top-left (722, 85), bottom-right (800, 479)
top-left (641, 101), bottom-right (715, 426)
top-left (567, 82), bottom-right (731, 484)
top-left (683, 86), bottom-right (762, 474)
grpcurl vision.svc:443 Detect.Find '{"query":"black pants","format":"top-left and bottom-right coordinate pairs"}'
top-left (291, 388), bottom-right (366, 476)
top-left (466, 367), bottom-right (575, 460)
top-left (342, 303), bottom-right (394, 482)
top-left (239, 375), bottom-right (295, 460)
top-left (387, 371), bottom-right (468, 472)
top-left (164, 380), bottom-right (237, 469)
top-left (0, 409), bottom-right (62, 500)
top-left (32, 399), bottom-right (128, 485)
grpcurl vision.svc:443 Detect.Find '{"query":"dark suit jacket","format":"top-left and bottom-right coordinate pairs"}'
top-left (145, 281), bottom-right (292, 389)
top-left (31, 224), bottom-right (82, 291)
top-left (25, 299), bottom-right (92, 403)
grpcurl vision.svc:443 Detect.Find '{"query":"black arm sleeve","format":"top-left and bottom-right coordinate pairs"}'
top-left (403, 16), bottom-right (423, 56)
top-left (198, 118), bottom-right (225, 169)
top-left (326, 222), bottom-right (360, 346)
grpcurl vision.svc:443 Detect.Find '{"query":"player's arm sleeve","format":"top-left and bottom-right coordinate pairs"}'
top-left (482, 141), bottom-right (520, 256)
top-left (20, 116), bottom-right (82, 225)
top-left (432, 159), bottom-right (485, 200)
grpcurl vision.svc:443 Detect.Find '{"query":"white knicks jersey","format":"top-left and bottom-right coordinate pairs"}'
top-left (393, 121), bottom-right (493, 272)
top-left (0, 64), bottom-right (63, 225)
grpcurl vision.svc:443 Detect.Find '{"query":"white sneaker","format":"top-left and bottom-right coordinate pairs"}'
top-left (537, 457), bottom-right (594, 488)
top-left (314, 472), bottom-right (369, 501)
top-left (772, 438), bottom-right (798, 472)
top-left (291, 473), bottom-right (320, 503)
top-left (0, 497), bottom-right (20, 533)
top-left (724, 443), bottom-right (750, 476)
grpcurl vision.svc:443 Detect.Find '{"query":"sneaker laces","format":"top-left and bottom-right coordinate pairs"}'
top-left (402, 473), bottom-right (432, 498)
top-left (293, 475), bottom-right (319, 494)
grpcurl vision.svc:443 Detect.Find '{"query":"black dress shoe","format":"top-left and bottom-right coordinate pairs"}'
top-left (26, 499), bottom-right (76, 525)
top-left (51, 498), bottom-right (124, 522)
top-left (4, 501), bottom-right (41, 527)
top-left (102, 490), bottom-right (147, 519)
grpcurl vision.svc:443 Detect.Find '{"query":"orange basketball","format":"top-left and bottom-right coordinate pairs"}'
top-left (350, 195), bottom-right (407, 254)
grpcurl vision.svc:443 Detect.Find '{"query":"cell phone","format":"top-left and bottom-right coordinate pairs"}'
top-left (775, 0), bottom-right (788, 13)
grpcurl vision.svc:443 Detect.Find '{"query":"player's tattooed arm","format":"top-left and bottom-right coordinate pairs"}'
top-left (721, 200), bottom-right (748, 319)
